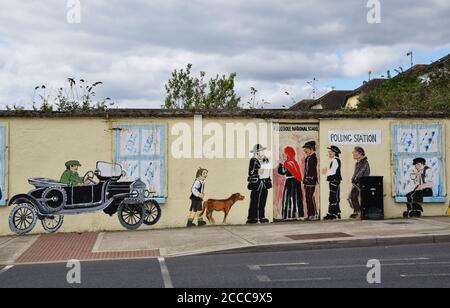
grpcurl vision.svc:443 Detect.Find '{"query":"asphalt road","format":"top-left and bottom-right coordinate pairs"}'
top-left (1, 242), bottom-right (450, 288)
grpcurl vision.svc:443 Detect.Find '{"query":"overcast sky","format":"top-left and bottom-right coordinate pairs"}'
top-left (0, 0), bottom-right (449, 109)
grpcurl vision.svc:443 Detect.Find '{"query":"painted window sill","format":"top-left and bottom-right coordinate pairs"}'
top-left (395, 197), bottom-right (447, 203)
top-left (145, 197), bottom-right (166, 204)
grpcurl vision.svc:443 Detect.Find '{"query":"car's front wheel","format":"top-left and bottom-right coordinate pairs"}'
top-left (117, 203), bottom-right (145, 230)
top-left (9, 203), bottom-right (37, 235)
top-left (143, 201), bottom-right (162, 226)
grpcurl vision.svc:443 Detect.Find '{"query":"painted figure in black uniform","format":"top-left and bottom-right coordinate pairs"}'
top-left (324, 146), bottom-right (342, 220)
top-left (278, 146), bottom-right (304, 220)
top-left (247, 144), bottom-right (272, 224)
top-left (404, 157), bottom-right (434, 218)
top-left (303, 141), bottom-right (319, 221)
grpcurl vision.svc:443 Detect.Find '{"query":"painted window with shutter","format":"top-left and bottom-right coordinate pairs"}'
top-left (115, 124), bottom-right (166, 203)
top-left (393, 124), bottom-right (446, 203)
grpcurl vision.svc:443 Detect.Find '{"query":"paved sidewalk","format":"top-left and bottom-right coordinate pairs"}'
top-left (1, 217), bottom-right (450, 265)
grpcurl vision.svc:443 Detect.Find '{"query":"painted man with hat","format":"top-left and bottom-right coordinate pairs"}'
top-left (404, 157), bottom-right (434, 218)
top-left (324, 145), bottom-right (342, 220)
top-left (247, 144), bottom-right (272, 224)
top-left (303, 141), bottom-right (319, 221)
top-left (60, 160), bottom-right (84, 185)
top-left (348, 146), bottom-right (371, 219)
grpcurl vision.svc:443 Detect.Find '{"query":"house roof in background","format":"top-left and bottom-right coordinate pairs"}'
top-left (347, 78), bottom-right (386, 97)
top-left (314, 90), bottom-right (353, 110)
top-left (290, 90), bottom-right (352, 111)
top-left (289, 99), bottom-right (316, 111)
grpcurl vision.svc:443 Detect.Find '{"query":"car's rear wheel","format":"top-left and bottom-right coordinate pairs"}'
top-left (9, 203), bottom-right (37, 235)
top-left (143, 201), bottom-right (162, 226)
top-left (41, 215), bottom-right (64, 233)
top-left (118, 203), bottom-right (144, 230)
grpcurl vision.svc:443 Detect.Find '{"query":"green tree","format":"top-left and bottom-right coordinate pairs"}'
top-left (164, 64), bottom-right (241, 110)
top-left (357, 68), bottom-right (450, 111)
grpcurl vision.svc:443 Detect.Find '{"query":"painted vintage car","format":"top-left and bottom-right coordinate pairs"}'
top-left (8, 161), bottom-right (162, 235)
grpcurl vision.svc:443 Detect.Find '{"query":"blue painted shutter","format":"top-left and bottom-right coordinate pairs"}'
top-left (115, 125), bottom-right (166, 200)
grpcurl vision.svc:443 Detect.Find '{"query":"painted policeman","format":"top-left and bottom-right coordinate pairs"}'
top-left (60, 160), bottom-right (84, 185)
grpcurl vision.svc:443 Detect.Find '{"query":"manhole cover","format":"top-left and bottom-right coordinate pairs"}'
top-left (285, 233), bottom-right (353, 241)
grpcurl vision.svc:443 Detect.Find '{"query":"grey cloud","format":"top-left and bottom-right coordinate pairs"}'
top-left (0, 0), bottom-right (449, 108)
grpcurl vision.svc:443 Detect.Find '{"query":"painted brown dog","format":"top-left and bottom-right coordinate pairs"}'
top-left (200, 193), bottom-right (245, 224)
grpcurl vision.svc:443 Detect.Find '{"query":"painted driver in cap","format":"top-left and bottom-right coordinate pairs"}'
top-left (60, 160), bottom-right (84, 185)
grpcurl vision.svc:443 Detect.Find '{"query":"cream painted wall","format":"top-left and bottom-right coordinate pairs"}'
top-left (319, 119), bottom-right (449, 220)
top-left (0, 116), bottom-right (448, 236)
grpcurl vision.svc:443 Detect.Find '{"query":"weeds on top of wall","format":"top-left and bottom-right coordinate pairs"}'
top-left (357, 67), bottom-right (450, 111)
top-left (6, 79), bottom-right (115, 113)
top-left (164, 64), bottom-right (241, 110)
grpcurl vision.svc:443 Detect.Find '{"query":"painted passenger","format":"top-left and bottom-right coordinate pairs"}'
top-left (187, 168), bottom-right (208, 227)
top-left (403, 158), bottom-right (434, 218)
top-left (247, 144), bottom-right (272, 224)
top-left (278, 146), bottom-right (304, 220)
top-left (348, 147), bottom-right (371, 219)
top-left (60, 160), bottom-right (84, 186)
top-left (303, 141), bottom-right (319, 221)
top-left (324, 146), bottom-right (343, 220)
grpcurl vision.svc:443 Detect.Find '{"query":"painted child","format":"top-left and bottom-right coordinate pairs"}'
top-left (187, 168), bottom-right (208, 227)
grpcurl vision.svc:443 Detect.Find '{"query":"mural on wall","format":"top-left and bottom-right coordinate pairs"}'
top-left (323, 146), bottom-right (343, 220)
top-left (327, 130), bottom-right (381, 220)
top-left (247, 144), bottom-right (272, 224)
top-left (187, 168), bottom-right (208, 227)
top-left (186, 168), bottom-right (246, 227)
top-left (393, 124), bottom-right (445, 217)
top-left (273, 124), bottom-right (319, 221)
top-left (7, 161), bottom-right (162, 235)
top-left (116, 125), bottom-right (165, 197)
top-left (347, 147), bottom-right (371, 219)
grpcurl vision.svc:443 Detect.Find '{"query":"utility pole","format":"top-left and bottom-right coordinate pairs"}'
top-left (307, 77), bottom-right (318, 99)
top-left (407, 51), bottom-right (414, 68)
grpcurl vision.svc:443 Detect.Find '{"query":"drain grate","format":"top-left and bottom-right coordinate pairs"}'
top-left (285, 232), bottom-right (353, 241)
top-left (384, 221), bottom-right (412, 225)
